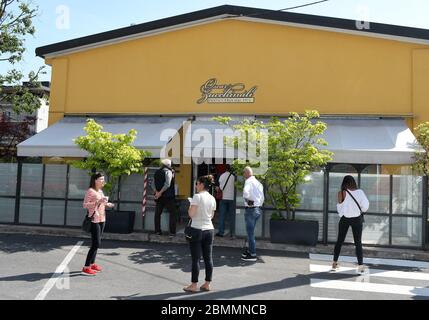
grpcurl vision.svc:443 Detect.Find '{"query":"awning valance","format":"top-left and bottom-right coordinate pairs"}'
top-left (17, 116), bottom-right (187, 159)
top-left (184, 118), bottom-right (422, 164)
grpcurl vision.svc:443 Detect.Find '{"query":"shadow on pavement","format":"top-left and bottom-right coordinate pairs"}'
top-left (0, 234), bottom-right (81, 254)
top-left (110, 271), bottom-right (359, 300)
top-left (0, 271), bottom-right (83, 282)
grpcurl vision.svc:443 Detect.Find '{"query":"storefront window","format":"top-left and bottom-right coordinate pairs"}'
top-left (392, 217), bottom-right (421, 247)
top-left (44, 165), bottom-right (67, 198)
top-left (0, 163), bottom-right (17, 196)
top-left (21, 164), bottom-right (43, 197)
top-left (42, 200), bottom-right (65, 226)
top-left (360, 174), bottom-right (390, 214)
top-left (120, 173), bottom-right (145, 202)
top-left (392, 175), bottom-right (422, 216)
top-left (0, 198), bottom-right (15, 223)
top-left (68, 167), bottom-right (89, 199)
top-left (329, 171), bottom-right (358, 212)
top-left (66, 200), bottom-right (85, 227)
top-left (19, 199), bottom-right (41, 224)
top-left (328, 213), bottom-right (390, 245)
top-left (297, 171), bottom-right (324, 211)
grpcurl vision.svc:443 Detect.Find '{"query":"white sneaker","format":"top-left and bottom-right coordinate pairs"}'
top-left (330, 262), bottom-right (339, 272)
top-left (357, 265), bottom-right (365, 274)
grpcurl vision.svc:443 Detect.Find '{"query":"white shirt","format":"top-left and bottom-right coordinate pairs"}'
top-left (243, 176), bottom-right (265, 207)
top-left (218, 171), bottom-right (235, 201)
top-left (190, 191), bottom-right (216, 231)
top-left (337, 189), bottom-right (370, 218)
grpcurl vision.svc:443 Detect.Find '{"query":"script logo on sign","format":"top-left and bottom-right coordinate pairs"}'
top-left (197, 78), bottom-right (258, 104)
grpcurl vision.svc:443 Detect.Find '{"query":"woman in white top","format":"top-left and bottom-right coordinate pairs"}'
top-left (332, 175), bottom-right (370, 274)
top-left (183, 175), bottom-right (217, 293)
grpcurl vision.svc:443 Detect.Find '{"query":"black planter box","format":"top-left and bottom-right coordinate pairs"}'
top-left (270, 219), bottom-right (319, 246)
top-left (104, 211), bottom-right (136, 234)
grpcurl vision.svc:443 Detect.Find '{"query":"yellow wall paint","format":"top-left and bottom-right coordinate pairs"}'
top-left (46, 19), bottom-right (429, 119)
top-left (413, 49), bottom-right (429, 127)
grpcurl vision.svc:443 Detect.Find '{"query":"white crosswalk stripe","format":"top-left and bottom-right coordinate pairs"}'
top-left (309, 254), bottom-right (429, 300)
top-left (310, 264), bottom-right (429, 281)
top-left (310, 253), bottom-right (429, 269)
top-left (311, 278), bottom-right (429, 297)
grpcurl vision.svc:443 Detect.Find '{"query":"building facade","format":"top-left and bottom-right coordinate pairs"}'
top-left (3, 5), bottom-right (429, 248)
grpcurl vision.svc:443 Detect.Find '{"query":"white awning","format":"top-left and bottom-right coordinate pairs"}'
top-left (321, 119), bottom-right (422, 164)
top-left (17, 116), bottom-right (187, 159)
top-left (184, 118), bottom-right (422, 164)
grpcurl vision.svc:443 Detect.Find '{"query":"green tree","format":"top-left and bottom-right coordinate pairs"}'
top-left (0, 0), bottom-right (46, 115)
top-left (215, 110), bottom-right (333, 220)
top-left (72, 119), bottom-right (151, 197)
top-left (413, 122), bottom-right (429, 176)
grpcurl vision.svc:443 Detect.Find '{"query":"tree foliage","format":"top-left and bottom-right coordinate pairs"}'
top-left (215, 110), bottom-right (333, 219)
top-left (0, 0), bottom-right (46, 115)
top-left (413, 122), bottom-right (429, 176)
top-left (72, 119), bottom-right (151, 197)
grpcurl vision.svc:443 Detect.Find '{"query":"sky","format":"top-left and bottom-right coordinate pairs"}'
top-left (3, 0), bottom-right (429, 81)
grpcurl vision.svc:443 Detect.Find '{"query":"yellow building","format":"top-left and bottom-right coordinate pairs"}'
top-left (14, 5), bottom-right (429, 247)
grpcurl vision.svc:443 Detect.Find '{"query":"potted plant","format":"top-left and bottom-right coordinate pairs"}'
top-left (216, 111), bottom-right (333, 246)
top-left (72, 119), bottom-right (151, 234)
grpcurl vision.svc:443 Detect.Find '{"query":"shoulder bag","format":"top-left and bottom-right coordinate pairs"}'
top-left (215, 173), bottom-right (233, 200)
top-left (184, 219), bottom-right (193, 241)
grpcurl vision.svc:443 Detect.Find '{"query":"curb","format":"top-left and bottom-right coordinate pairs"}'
top-left (1, 224), bottom-right (429, 262)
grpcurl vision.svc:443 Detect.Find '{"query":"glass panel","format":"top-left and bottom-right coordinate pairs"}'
top-left (328, 214), bottom-right (389, 245)
top-left (392, 217), bottom-right (422, 247)
top-left (297, 172), bottom-right (324, 211)
top-left (235, 208), bottom-right (263, 238)
top-left (66, 200), bottom-right (85, 227)
top-left (21, 164), bottom-right (43, 197)
top-left (329, 172), bottom-right (358, 212)
top-left (119, 202), bottom-right (142, 231)
top-left (42, 200), bottom-right (65, 226)
top-left (120, 174), bottom-right (144, 202)
top-left (0, 163), bottom-right (17, 196)
top-left (68, 167), bottom-right (89, 199)
top-left (44, 165), bottom-right (67, 198)
top-left (235, 176), bottom-right (245, 207)
top-left (19, 199), bottom-right (41, 224)
top-left (360, 174), bottom-right (390, 214)
top-left (392, 175), bottom-right (422, 216)
top-left (143, 208), bottom-right (168, 232)
top-left (294, 211), bottom-right (323, 241)
top-left (0, 198), bottom-right (15, 223)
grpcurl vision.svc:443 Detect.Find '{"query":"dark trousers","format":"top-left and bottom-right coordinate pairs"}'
top-left (218, 200), bottom-right (236, 236)
top-left (155, 197), bottom-right (177, 234)
top-left (189, 229), bottom-right (214, 283)
top-left (85, 222), bottom-right (105, 267)
top-left (334, 216), bottom-right (364, 265)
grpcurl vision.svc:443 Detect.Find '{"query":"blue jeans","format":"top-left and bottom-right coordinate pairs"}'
top-left (218, 200), bottom-right (236, 236)
top-left (245, 207), bottom-right (262, 256)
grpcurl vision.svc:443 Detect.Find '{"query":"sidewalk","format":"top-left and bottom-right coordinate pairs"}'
top-left (1, 224), bottom-right (428, 262)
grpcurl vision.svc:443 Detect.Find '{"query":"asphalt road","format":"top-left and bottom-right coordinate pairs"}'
top-left (1, 233), bottom-right (429, 300)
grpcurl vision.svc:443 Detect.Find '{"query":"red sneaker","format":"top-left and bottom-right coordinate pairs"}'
top-left (90, 264), bottom-right (102, 272)
top-left (82, 267), bottom-right (97, 276)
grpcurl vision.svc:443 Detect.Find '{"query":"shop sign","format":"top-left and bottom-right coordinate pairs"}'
top-left (197, 78), bottom-right (257, 104)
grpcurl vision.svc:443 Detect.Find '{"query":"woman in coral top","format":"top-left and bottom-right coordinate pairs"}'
top-left (82, 173), bottom-right (115, 276)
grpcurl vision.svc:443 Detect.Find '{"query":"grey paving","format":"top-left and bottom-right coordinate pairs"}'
top-left (1, 233), bottom-right (429, 300)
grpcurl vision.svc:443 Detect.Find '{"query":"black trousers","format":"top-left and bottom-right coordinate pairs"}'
top-left (85, 222), bottom-right (105, 267)
top-left (334, 216), bottom-right (364, 265)
top-left (155, 197), bottom-right (178, 234)
top-left (189, 229), bottom-right (214, 283)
